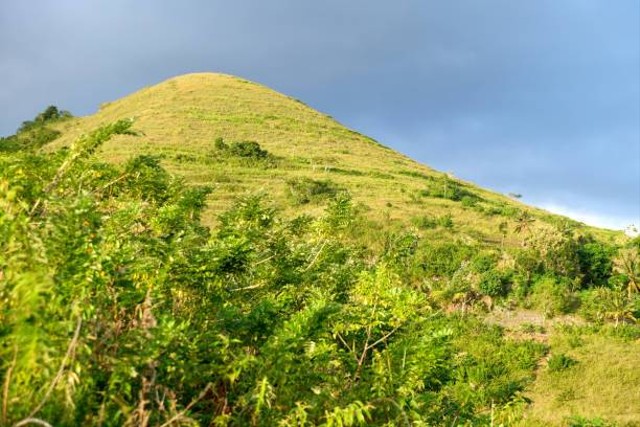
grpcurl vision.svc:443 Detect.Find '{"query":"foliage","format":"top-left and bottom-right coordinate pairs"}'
top-left (18, 105), bottom-right (72, 132)
top-left (576, 239), bottom-right (615, 288)
top-left (416, 241), bottom-right (477, 278)
top-left (1, 78), bottom-right (636, 424)
top-left (1, 105), bottom-right (72, 152)
top-left (547, 353), bottom-right (578, 372)
top-left (215, 137), bottom-right (269, 159)
top-left (411, 214), bottom-right (454, 230)
top-left (580, 287), bottom-right (638, 326)
top-left (0, 120), bottom-right (555, 426)
top-left (471, 252), bottom-right (499, 273)
top-left (529, 276), bottom-right (575, 317)
top-left (613, 245), bottom-right (640, 297)
top-left (478, 270), bottom-right (511, 298)
top-left (287, 177), bottom-right (342, 205)
top-left (420, 175), bottom-right (480, 203)
top-left (436, 213), bottom-right (454, 229)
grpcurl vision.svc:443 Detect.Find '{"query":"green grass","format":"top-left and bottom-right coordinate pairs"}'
top-left (49, 72), bottom-right (623, 246)
top-left (485, 309), bottom-right (639, 426)
top-left (524, 328), bottom-right (640, 426)
top-left (492, 323), bottom-right (640, 426)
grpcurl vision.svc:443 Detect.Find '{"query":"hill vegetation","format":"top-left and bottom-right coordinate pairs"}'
top-left (47, 74), bottom-right (618, 241)
top-left (0, 75), bottom-right (638, 426)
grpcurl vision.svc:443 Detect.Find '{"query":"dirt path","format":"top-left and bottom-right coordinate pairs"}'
top-left (485, 307), bottom-right (586, 343)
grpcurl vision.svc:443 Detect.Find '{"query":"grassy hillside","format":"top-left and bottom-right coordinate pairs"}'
top-left (1, 74), bottom-right (637, 426)
top-left (50, 73), bottom-right (619, 245)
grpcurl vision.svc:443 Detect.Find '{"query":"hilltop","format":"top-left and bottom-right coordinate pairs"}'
top-left (50, 73), bottom-right (620, 245)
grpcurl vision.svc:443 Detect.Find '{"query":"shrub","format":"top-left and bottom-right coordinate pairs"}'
top-left (547, 353), bottom-right (578, 372)
top-left (412, 214), bottom-right (454, 230)
top-left (461, 195), bottom-right (477, 207)
top-left (14, 127), bottom-right (62, 149)
top-left (214, 136), bottom-right (228, 150)
top-left (18, 105), bottom-right (71, 132)
top-left (411, 215), bottom-right (436, 229)
top-left (215, 138), bottom-right (269, 159)
top-left (471, 252), bottom-right (498, 273)
top-left (123, 154), bottom-right (172, 203)
top-left (478, 270), bottom-right (511, 298)
top-left (421, 176), bottom-right (476, 202)
top-left (436, 213), bottom-right (454, 229)
top-left (418, 242), bottom-right (476, 277)
top-left (577, 240), bottom-right (615, 288)
top-left (485, 204), bottom-right (520, 218)
top-left (287, 177), bottom-right (341, 205)
top-left (0, 136), bottom-right (20, 152)
top-left (580, 287), bottom-right (638, 326)
top-left (529, 276), bottom-right (574, 317)
top-left (228, 140), bottom-right (268, 158)
top-left (0, 106), bottom-right (69, 152)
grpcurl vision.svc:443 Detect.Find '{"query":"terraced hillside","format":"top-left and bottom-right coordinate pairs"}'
top-left (50, 73), bottom-right (620, 245)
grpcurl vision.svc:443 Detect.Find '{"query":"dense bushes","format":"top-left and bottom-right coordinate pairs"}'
top-left (580, 287), bottom-right (639, 326)
top-left (420, 175), bottom-right (480, 203)
top-left (527, 276), bottom-right (575, 316)
top-left (0, 120), bottom-right (557, 426)
top-left (287, 177), bottom-right (342, 205)
top-left (577, 239), bottom-right (615, 287)
top-left (212, 137), bottom-right (277, 169)
top-left (0, 105), bottom-right (71, 152)
top-left (215, 137), bottom-right (269, 158)
top-left (478, 270), bottom-right (511, 298)
top-left (18, 105), bottom-right (72, 132)
top-left (412, 213), bottom-right (454, 230)
top-left (0, 117), bottom-right (636, 425)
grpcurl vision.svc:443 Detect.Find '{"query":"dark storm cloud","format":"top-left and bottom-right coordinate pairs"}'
top-left (1, 0), bottom-right (638, 228)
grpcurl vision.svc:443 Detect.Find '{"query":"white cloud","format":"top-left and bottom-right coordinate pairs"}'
top-left (538, 202), bottom-right (639, 235)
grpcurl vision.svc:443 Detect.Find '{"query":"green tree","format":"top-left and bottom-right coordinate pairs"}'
top-left (514, 211), bottom-right (535, 245)
top-left (614, 247), bottom-right (640, 297)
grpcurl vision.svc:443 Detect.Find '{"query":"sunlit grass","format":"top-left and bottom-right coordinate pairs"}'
top-left (50, 72), bottom-right (622, 244)
top-left (39, 71), bottom-right (634, 424)
top-left (523, 328), bottom-right (640, 426)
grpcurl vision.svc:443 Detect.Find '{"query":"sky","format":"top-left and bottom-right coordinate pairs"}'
top-left (1, 1), bottom-right (638, 231)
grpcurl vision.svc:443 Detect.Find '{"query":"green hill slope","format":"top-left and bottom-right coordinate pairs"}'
top-left (1, 73), bottom-right (637, 426)
top-left (50, 72), bottom-right (619, 245)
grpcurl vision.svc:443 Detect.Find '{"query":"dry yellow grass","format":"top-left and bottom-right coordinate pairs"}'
top-left (49, 72), bottom-right (621, 244)
top-left (523, 331), bottom-right (640, 426)
top-left (486, 309), bottom-right (639, 426)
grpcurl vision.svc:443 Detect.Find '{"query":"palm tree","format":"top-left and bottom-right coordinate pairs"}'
top-left (594, 287), bottom-right (636, 327)
top-left (498, 221), bottom-right (508, 250)
top-left (614, 248), bottom-right (640, 297)
top-left (514, 212), bottom-right (535, 246)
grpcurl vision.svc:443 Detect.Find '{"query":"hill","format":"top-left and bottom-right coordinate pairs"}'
top-left (0, 73), bottom-right (637, 426)
top-left (50, 73), bottom-right (619, 245)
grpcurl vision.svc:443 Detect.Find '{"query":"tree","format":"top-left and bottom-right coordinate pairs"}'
top-left (499, 221), bottom-right (508, 250)
top-left (514, 211), bottom-right (535, 249)
top-left (614, 247), bottom-right (640, 297)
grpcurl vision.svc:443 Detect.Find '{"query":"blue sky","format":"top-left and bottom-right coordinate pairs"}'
top-left (1, 1), bottom-right (638, 230)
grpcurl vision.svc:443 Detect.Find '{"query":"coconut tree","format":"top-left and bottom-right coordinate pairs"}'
top-left (614, 247), bottom-right (640, 297)
top-left (514, 211), bottom-right (535, 246)
top-left (592, 287), bottom-right (637, 327)
top-left (498, 221), bottom-right (508, 250)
